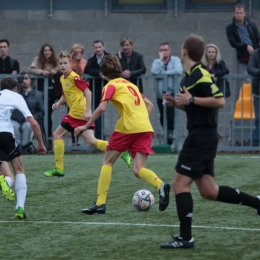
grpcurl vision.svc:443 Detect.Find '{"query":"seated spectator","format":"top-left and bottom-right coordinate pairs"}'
top-left (116, 37), bottom-right (146, 93)
top-left (151, 42), bottom-right (183, 144)
top-left (28, 43), bottom-right (62, 150)
top-left (201, 43), bottom-right (230, 98)
top-left (70, 43), bottom-right (87, 146)
top-left (85, 40), bottom-right (109, 140)
top-left (247, 45), bottom-right (260, 146)
top-left (11, 72), bottom-right (46, 153)
top-left (0, 39), bottom-right (19, 74)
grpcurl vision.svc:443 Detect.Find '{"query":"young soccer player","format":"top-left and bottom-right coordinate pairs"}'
top-left (0, 77), bottom-right (46, 218)
top-left (74, 54), bottom-right (170, 214)
top-left (43, 51), bottom-right (132, 177)
top-left (160, 34), bottom-right (260, 249)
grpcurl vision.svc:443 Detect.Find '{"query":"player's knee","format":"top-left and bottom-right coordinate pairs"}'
top-left (200, 190), bottom-right (217, 200)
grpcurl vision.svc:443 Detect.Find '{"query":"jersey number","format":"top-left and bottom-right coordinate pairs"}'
top-left (127, 86), bottom-right (140, 106)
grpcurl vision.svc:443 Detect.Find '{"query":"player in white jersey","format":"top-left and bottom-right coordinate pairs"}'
top-left (0, 77), bottom-right (46, 218)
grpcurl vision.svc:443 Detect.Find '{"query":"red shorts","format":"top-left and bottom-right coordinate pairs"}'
top-left (107, 131), bottom-right (154, 159)
top-left (61, 114), bottom-right (95, 129)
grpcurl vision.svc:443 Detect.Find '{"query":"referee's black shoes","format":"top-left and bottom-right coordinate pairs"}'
top-left (159, 182), bottom-right (170, 211)
top-left (256, 195), bottom-right (260, 216)
top-left (160, 235), bottom-right (194, 249)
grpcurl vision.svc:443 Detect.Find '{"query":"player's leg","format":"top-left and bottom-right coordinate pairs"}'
top-left (0, 161), bottom-right (15, 201)
top-left (82, 129), bottom-right (132, 168)
top-left (82, 149), bottom-right (121, 215)
top-left (196, 174), bottom-right (260, 215)
top-left (43, 124), bottom-right (68, 177)
top-left (10, 156), bottom-right (27, 219)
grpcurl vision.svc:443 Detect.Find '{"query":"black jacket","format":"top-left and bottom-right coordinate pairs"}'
top-left (116, 51), bottom-right (146, 93)
top-left (226, 17), bottom-right (260, 64)
top-left (247, 49), bottom-right (260, 96)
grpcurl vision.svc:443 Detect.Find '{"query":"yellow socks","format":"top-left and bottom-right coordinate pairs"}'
top-left (97, 140), bottom-right (108, 152)
top-left (54, 140), bottom-right (64, 170)
top-left (138, 168), bottom-right (163, 190)
top-left (96, 165), bottom-right (112, 206)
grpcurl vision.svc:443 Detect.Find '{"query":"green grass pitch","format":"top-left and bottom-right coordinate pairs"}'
top-left (1, 153), bottom-right (260, 260)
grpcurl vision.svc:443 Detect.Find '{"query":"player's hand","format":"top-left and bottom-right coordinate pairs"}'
top-left (37, 144), bottom-right (47, 155)
top-left (83, 110), bottom-right (92, 121)
top-left (175, 87), bottom-right (192, 106)
top-left (74, 126), bottom-right (86, 137)
top-left (52, 102), bottom-right (59, 110)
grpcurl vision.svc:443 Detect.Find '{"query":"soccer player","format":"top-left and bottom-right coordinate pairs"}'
top-left (160, 34), bottom-right (260, 249)
top-left (74, 54), bottom-right (170, 214)
top-left (0, 77), bottom-right (46, 218)
top-left (43, 51), bottom-right (132, 177)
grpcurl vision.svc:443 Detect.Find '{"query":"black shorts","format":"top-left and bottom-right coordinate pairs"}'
top-left (60, 121), bottom-right (95, 133)
top-left (0, 132), bottom-right (22, 164)
top-left (175, 129), bottom-right (219, 179)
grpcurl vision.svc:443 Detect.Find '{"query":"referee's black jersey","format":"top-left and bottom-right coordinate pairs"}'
top-left (180, 63), bottom-right (224, 130)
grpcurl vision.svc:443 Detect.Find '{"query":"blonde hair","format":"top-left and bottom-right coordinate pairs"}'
top-left (201, 43), bottom-right (221, 66)
top-left (58, 51), bottom-right (71, 62)
top-left (70, 43), bottom-right (84, 55)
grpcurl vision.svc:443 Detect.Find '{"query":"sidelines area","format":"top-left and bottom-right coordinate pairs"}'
top-left (1, 220), bottom-right (260, 232)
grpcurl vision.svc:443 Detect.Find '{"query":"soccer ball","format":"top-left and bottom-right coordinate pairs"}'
top-left (133, 189), bottom-right (155, 211)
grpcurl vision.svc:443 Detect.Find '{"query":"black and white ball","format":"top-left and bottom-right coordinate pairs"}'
top-left (133, 189), bottom-right (155, 211)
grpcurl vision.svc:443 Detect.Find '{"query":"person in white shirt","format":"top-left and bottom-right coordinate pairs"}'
top-left (0, 77), bottom-right (46, 219)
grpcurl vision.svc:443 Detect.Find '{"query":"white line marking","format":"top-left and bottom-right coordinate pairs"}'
top-left (0, 220), bottom-right (259, 231)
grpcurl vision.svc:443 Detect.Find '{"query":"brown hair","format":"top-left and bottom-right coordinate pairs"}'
top-left (100, 54), bottom-right (122, 79)
top-left (1, 77), bottom-right (18, 90)
top-left (57, 51), bottom-right (72, 62)
top-left (234, 4), bottom-right (246, 12)
top-left (120, 37), bottom-right (133, 46)
top-left (37, 43), bottom-right (57, 69)
top-left (93, 40), bottom-right (104, 46)
top-left (183, 34), bottom-right (205, 62)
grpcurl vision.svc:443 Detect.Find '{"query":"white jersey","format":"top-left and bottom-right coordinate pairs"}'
top-left (0, 89), bottom-right (33, 136)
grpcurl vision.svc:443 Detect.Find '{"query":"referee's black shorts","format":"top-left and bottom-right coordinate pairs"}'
top-left (175, 127), bottom-right (219, 179)
top-left (0, 132), bottom-right (22, 163)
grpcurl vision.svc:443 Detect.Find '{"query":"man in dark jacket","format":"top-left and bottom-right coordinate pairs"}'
top-left (226, 4), bottom-right (260, 102)
top-left (116, 37), bottom-right (146, 93)
top-left (11, 72), bottom-right (46, 153)
top-left (84, 40), bottom-right (109, 140)
top-left (247, 47), bottom-right (260, 146)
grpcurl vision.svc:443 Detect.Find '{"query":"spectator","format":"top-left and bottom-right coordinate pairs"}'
top-left (247, 46), bottom-right (260, 147)
top-left (0, 39), bottom-right (19, 74)
top-left (116, 37), bottom-right (146, 93)
top-left (201, 43), bottom-right (230, 97)
top-left (11, 72), bottom-right (46, 153)
top-left (226, 3), bottom-right (260, 101)
top-left (151, 42), bottom-right (182, 144)
top-left (84, 40), bottom-right (109, 140)
top-left (70, 43), bottom-right (87, 146)
top-left (28, 43), bottom-right (62, 150)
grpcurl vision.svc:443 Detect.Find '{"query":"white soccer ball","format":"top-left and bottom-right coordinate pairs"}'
top-left (133, 189), bottom-right (155, 211)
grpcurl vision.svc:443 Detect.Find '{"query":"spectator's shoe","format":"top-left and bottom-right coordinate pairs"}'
top-left (160, 235), bottom-right (194, 249)
top-left (82, 204), bottom-right (106, 215)
top-left (120, 151), bottom-right (132, 168)
top-left (43, 167), bottom-right (65, 177)
top-left (0, 175), bottom-right (15, 202)
top-left (15, 206), bottom-right (27, 219)
top-left (255, 195), bottom-right (260, 216)
top-left (159, 182), bottom-right (170, 211)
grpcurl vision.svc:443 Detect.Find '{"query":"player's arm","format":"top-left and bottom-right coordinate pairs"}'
top-left (26, 116), bottom-right (47, 155)
top-left (143, 97), bottom-right (154, 115)
top-left (52, 95), bottom-right (66, 110)
top-left (83, 87), bottom-right (92, 119)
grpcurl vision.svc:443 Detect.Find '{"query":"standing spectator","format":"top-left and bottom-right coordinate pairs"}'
top-left (0, 77), bottom-right (46, 219)
top-left (247, 46), bottom-right (260, 147)
top-left (151, 42), bottom-right (183, 144)
top-left (0, 39), bottom-right (19, 74)
top-left (226, 3), bottom-right (260, 102)
top-left (201, 43), bottom-right (230, 97)
top-left (28, 43), bottom-right (62, 150)
top-left (70, 43), bottom-right (87, 146)
top-left (11, 72), bottom-right (46, 153)
top-left (116, 37), bottom-right (146, 93)
top-left (160, 34), bottom-right (260, 250)
top-left (85, 40), bottom-right (109, 140)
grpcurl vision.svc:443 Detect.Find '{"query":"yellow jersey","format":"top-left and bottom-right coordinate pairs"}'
top-left (60, 71), bottom-right (89, 120)
top-left (101, 78), bottom-right (154, 134)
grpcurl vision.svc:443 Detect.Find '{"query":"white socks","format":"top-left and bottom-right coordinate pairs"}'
top-left (15, 173), bottom-right (27, 210)
top-left (5, 176), bottom-right (13, 188)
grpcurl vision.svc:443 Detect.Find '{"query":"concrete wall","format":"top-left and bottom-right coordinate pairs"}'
top-left (1, 9), bottom-right (260, 73)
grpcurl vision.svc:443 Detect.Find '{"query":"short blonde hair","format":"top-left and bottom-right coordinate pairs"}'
top-left (201, 43), bottom-right (221, 66)
top-left (58, 51), bottom-right (71, 62)
top-left (70, 43), bottom-right (84, 55)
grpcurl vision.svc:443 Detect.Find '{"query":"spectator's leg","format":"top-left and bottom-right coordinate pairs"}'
top-left (252, 95), bottom-right (260, 146)
top-left (11, 120), bottom-right (22, 144)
